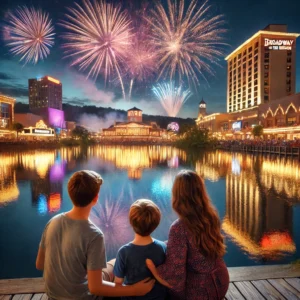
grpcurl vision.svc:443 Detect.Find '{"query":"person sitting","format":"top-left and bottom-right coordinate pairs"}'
top-left (146, 170), bottom-right (229, 300)
top-left (114, 199), bottom-right (167, 300)
top-left (36, 170), bottom-right (154, 299)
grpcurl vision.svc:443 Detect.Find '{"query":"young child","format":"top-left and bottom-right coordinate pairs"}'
top-left (36, 170), bottom-right (154, 299)
top-left (114, 199), bottom-right (167, 300)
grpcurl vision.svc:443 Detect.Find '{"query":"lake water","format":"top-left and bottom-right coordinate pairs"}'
top-left (0, 145), bottom-right (300, 279)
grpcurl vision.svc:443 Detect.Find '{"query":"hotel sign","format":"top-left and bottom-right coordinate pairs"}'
top-left (264, 38), bottom-right (294, 50)
top-left (33, 128), bottom-right (51, 134)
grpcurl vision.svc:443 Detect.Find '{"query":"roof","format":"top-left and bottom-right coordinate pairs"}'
top-left (200, 98), bottom-right (206, 104)
top-left (127, 107), bottom-right (142, 111)
top-left (225, 30), bottom-right (300, 61)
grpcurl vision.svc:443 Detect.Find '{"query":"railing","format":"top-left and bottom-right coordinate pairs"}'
top-left (219, 145), bottom-right (300, 157)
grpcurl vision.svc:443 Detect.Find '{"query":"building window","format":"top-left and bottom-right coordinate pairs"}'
top-left (254, 79), bottom-right (258, 85)
top-left (254, 49), bottom-right (258, 55)
top-left (255, 42), bottom-right (259, 48)
top-left (287, 72), bottom-right (291, 77)
top-left (254, 86), bottom-right (258, 91)
top-left (287, 65), bottom-right (291, 70)
top-left (287, 57), bottom-right (292, 63)
top-left (248, 47), bottom-right (252, 52)
top-left (287, 51), bottom-right (292, 57)
top-left (264, 72), bottom-right (269, 78)
top-left (264, 87), bottom-right (269, 93)
top-left (248, 60), bottom-right (252, 66)
top-left (264, 95), bottom-right (269, 102)
top-left (287, 117), bottom-right (296, 126)
top-left (264, 65), bottom-right (269, 70)
top-left (264, 80), bottom-right (269, 86)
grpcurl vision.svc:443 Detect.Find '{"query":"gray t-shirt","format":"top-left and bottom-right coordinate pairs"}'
top-left (40, 213), bottom-right (106, 300)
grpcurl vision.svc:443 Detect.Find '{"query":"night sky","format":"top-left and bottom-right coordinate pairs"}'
top-left (0, 0), bottom-right (300, 118)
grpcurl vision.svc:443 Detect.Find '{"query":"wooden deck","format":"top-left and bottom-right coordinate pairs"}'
top-left (0, 265), bottom-right (300, 299)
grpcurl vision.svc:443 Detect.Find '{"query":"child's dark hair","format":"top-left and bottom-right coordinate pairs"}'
top-left (68, 170), bottom-right (103, 207)
top-left (129, 199), bottom-right (161, 236)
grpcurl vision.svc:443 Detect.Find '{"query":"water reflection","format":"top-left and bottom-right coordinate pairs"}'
top-left (0, 146), bottom-right (299, 273)
top-left (194, 151), bottom-right (298, 260)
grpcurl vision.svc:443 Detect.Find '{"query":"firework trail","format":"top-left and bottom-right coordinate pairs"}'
top-left (146, 0), bottom-right (226, 86)
top-left (3, 6), bottom-right (55, 65)
top-left (60, 0), bottom-right (133, 99)
top-left (152, 82), bottom-right (192, 117)
top-left (125, 2), bottom-right (157, 100)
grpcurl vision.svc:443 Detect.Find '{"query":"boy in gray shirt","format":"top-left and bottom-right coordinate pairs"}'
top-left (36, 170), bottom-right (154, 299)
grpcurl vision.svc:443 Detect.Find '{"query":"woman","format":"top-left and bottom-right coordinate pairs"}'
top-left (146, 170), bottom-right (229, 299)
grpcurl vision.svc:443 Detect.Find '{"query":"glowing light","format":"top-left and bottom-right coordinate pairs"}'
top-left (36, 120), bottom-right (48, 129)
top-left (47, 76), bottom-right (60, 84)
top-left (146, 0), bottom-right (226, 86)
top-left (260, 232), bottom-right (295, 251)
top-left (48, 193), bottom-right (61, 212)
top-left (60, 0), bottom-right (133, 99)
top-left (3, 6), bottom-right (55, 64)
top-left (37, 194), bottom-right (47, 215)
top-left (167, 122), bottom-right (180, 132)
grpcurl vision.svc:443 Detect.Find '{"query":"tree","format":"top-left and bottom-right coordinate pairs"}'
top-left (252, 125), bottom-right (264, 137)
top-left (12, 122), bottom-right (24, 139)
top-left (71, 126), bottom-right (90, 143)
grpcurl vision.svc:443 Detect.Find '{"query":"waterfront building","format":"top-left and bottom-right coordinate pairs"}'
top-left (29, 76), bottom-right (62, 111)
top-left (101, 107), bottom-right (167, 141)
top-left (0, 94), bottom-right (16, 137)
top-left (19, 119), bottom-right (55, 140)
top-left (196, 24), bottom-right (300, 140)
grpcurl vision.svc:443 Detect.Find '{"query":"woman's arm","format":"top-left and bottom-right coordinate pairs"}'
top-left (146, 259), bottom-right (171, 288)
top-left (147, 221), bottom-right (188, 294)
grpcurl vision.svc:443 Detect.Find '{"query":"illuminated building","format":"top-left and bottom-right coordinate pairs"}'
top-left (101, 107), bottom-right (167, 141)
top-left (0, 94), bottom-right (15, 137)
top-left (196, 24), bottom-right (300, 140)
top-left (226, 24), bottom-right (299, 113)
top-left (20, 119), bottom-right (55, 140)
top-left (258, 92), bottom-right (300, 139)
top-left (29, 76), bottom-right (62, 111)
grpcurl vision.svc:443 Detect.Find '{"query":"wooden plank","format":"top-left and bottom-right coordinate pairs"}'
top-left (0, 296), bottom-right (13, 300)
top-left (268, 278), bottom-right (300, 300)
top-left (234, 281), bottom-right (264, 300)
top-left (12, 295), bottom-right (33, 300)
top-left (228, 264), bottom-right (300, 282)
top-left (284, 278), bottom-right (300, 292)
top-left (251, 280), bottom-right (285, 300)
top-left (31, 295), bottom-right (43, 300)
top-left (225, 282), bottom-right (245, 300)
top-left (0, 278), bottom-right (45, 295)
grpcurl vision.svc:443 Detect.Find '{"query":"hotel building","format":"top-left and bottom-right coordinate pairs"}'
top-left (29, 76), bottom-right (62, 111)
top-left (196, 24), bottom-right (300, 139)
top-left (226, 24), bottom-right (299, 113)
top-left (28, 76), bottom-right (65, 131)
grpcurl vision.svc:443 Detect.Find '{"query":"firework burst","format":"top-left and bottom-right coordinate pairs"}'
top-left (3, 6), bottom-right (55, 65)
top-left (60, 0), bottom-right (133, 99)
top-left (146, 0), bottom-right (226, 86)
top-left (152, 82), bottom-right (191, 117)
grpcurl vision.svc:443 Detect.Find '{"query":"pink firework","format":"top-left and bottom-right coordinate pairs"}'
top-left (3, 6), bottom-right (55, 64)
top-left (60, 0), bottom-right (133, 99)
top-left (90, 193), bottom-right (133, 258)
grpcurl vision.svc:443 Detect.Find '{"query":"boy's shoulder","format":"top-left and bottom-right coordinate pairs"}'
top-left (152, 239), bottom-right (167, 251)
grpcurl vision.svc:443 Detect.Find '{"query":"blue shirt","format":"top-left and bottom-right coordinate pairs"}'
top-left (114, 239), bottom-right (167, 300)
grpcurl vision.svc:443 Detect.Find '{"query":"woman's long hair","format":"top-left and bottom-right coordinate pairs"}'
top-left (172, 170), bottom-right (226, 260)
